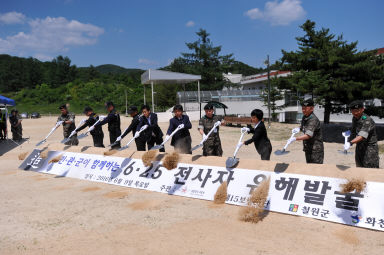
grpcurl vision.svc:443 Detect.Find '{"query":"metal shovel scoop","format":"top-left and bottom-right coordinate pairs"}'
top-left (191, 121), bottom-right (221, 151)
top-left (35, 121), bottom-right (64, 146)
top-left (338, 130), bottom-right (353, 154)
top-left (150, 124), bottom-right (184, 150)
top-left (274, 127), bottom-right (300, 155)
top-left (225, 127), bottom-right (249, 168)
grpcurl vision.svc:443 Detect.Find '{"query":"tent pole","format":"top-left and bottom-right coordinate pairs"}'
top-left (198, 80), bottom-right (201, 119)
top-left (151, 81), bottom-right (154, 113)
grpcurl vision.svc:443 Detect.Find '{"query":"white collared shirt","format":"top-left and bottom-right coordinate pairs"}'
top-left (254, 121), bottom-right (261, 129)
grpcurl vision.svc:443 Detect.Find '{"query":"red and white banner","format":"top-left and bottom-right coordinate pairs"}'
top-left (20, 149), bottom-right (384, 231)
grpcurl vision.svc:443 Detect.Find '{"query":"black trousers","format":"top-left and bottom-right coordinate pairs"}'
top-left (92, 134), bottom-right (104, 148)
top-left (258, 143), bottom-right (272, 160)
top-left (173, 136), bottom-right (192, 154)
top-left (137, 136), bottom-right (165, 152)
top-left (0, 123), bottom-right (6, 139)
top-left (109, 131), bottom-right (121, 149)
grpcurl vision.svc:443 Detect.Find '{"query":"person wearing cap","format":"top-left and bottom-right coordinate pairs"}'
top-left (345, 100), bottom-right (379, 168)
top-left (94, 101), bottom-right (121, 149)
top-left (198, 103), bottom-right (223, 156)
top-left (76, 106), bottom-right (104, 147)
top-left (9, 109), bottom-right (22, 141)
top-left (166, 104), bottom-right (192, 154)
top-left (136, 104), bottom-right (164, 152)
top-left (288, 99), bottom-right (324, 164)
top-left (57, 104), bottom-right (79, 146)
top-left (0, 109), bottom-right (7, 140)
top-left (116, 106), bottom-right (141, 149)
top-left (243, 109), bottom-right (272, 160)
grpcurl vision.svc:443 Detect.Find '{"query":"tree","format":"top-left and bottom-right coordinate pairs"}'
top-left (167, 29), bottom-right (235, 90)
top-left (280, 20), bottom-right (384, 123)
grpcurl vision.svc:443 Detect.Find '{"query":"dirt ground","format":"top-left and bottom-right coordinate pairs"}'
top-left (0, 116), bottom-right (383, 255)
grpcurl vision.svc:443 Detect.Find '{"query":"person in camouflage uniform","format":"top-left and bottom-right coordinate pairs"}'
top-left (345, 100), bottom-right (379, 168)
top-left (76, 106), bottom-right (104, 147)
top-left (9, 109), bottom-right (22, 141)
top-left (198, 103), bottom-right (223, 156)
top-left (58, 104), bottom-right (79, 146)
top-left (289, 99), bottom-right (324, 164)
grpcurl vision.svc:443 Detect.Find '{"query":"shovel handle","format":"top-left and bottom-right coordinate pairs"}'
top-left (200, 121), bottom-right (221, 145)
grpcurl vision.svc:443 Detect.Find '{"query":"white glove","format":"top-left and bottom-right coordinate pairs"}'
top-left (116, 136), bottom-right (122, 142)
top-left (237, 142), bottom-right (244, 148)
top-left (241, 127), bottom-right (250, 132)
top-left (165, 135), bottom-right (170, 141)
top-left (88, 126), bottom-right (95, 132)
top-left (288, 137), bottom-right (296, 144)
top-left (344, 142), bottom-right (351, 151)
top-left (202, 134), bottom-right (208, 140)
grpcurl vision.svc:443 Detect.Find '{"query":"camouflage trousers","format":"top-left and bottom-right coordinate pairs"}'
top-left (355, 144), bottom-right (379, 168)
top-left (304, 150), bottom-right (324, 164)
top-left (203, 140), bottom-right (223, 157)
top-left (64, 133), bottom-right (79, 146)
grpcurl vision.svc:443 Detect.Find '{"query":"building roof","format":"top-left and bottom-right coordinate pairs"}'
top-left (141, 69), bottom-right (201, 85)
top-left (376, 48), bottom-right (384, 55)
top-left (241, 70), bottom-right (291, 85)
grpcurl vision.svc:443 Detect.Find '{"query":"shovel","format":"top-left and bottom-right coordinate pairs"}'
top-left (60, 119), bottom-right (87, 144)
top-left (114, 125), bottom-right (148, 151)
top-left (338, 130), bottom-right (353, 154)
top-left (77, 116), bottom-right (105, 140)
top-left (225, 127), bottom-right (249, 168)
top-left (35, 121), bottom-right (64, 146)
top-left (191, 120), bottom-right (221, 151)
top-left (274, 127), bottom-right (300, 155)
top-left (150, 124), bottom-right (184, 150)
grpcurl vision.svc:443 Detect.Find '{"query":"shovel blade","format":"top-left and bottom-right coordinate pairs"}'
top-left (77, 133), bottom-right (88, 140)
top-left (150, 145), bottom-right (163, 150)
top-left (338, 150), bottom-right (353, 155)
top-left (61, 138), bottom-right (70, 144)
top-left (35, 139), bottom-right (46, 147)
top-left (274, 149), bottom-right (289, 156)
top-left (226, 157), bottom-right (239, 168)
top-left (118, 145), bottom-right (129, 151)
top-left (191, 144), bottom-right (203, 151)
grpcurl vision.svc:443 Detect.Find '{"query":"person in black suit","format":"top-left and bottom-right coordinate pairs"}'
top-left (166, 104), bottom-right (192, 154)
top-left (243, 109), bottom-right (272, 160)
top-left (136, 104), bottom-right (165, 152)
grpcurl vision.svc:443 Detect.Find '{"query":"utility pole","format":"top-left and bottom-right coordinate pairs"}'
top-left (266, 55), bottom-right (271, 128)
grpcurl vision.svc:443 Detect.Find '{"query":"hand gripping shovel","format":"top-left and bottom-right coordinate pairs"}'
top-left (191, 121), bottom-right (221, 151)
top-left (274, 127), bottom-right (300, 155)
top-left (225, 127), bottom-right (249, 168)
top-left (338, 130), bottom-right (353, 154)
top-left (114, 125), bottom-right (148, 151)
top-left (77, 116), bottom-right (105, 140)
top-left (35, 121), bottom-right (64, 146)
top-left (150, 124), bottom-right (184, 150)
top-left (60, 118), bottom-right (87, 144)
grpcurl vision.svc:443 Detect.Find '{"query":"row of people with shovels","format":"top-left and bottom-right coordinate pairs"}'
top-left (36, 99), bottom-right (379, 169)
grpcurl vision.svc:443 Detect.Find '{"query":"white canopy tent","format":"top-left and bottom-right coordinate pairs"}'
top-left (141, 69), bottom-right (201, 114)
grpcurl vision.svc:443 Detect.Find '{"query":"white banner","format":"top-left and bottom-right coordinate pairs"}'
top-left (20, 150), bottom-right (384, 231)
